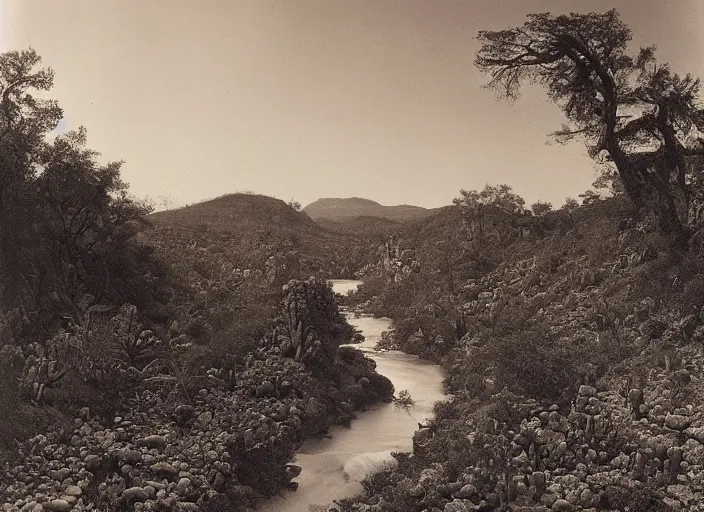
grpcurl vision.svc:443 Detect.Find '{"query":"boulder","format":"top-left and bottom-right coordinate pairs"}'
top-left (174, 405), bottom-right (195, 425)
top-left (197, 410), bottom-right (213, 427)
top-left (150, 462), bottom-right (179, 481)
top-left (665, 414), bottom-right (691, 431)
top-left (444, 499), bottom-right (478, 512)
top-left (551, 499), bottom-right (573, 511)
top-left (137, 435), bottom-right (167, 450)
top-left (43, 500), bottom-right (71, 512)
top-left (121, 487), bottom-right (149, 503)
top-left (256, 381), bottom-right (275, 397)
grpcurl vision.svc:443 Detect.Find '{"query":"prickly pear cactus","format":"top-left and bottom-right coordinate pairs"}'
top-left (18, 340), bottom-right (70, 401)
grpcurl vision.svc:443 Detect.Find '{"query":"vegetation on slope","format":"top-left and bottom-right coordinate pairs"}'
top-left (0, 51), bottom-right (394, 512)
top-left (339, 189), bottom-right (704, 511)
top-left (335, 9), bottom-right (704, 511)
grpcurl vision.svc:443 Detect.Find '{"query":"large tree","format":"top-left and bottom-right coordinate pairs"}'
top-left (0, 49), bottom-right (159, 331)
top-left (0, 49), bottom-right (62, 308)
top-left (475, 9), bottom-right (704, 248)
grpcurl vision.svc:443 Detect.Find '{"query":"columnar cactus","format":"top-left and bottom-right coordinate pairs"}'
top-left (628, 388), bottom-right (644, 419)
top-left (273, 278), bottom-right (350, 366)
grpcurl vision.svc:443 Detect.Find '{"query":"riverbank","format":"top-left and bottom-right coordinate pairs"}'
top-left (260, 280), bottom-right (446, 512)
top-left (331, 200), bottom-right (704, 511)
top-left (0, 279), bottom-right (395, 512)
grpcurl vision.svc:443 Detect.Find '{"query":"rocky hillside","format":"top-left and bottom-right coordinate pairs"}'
top-left (0, 277), bottom-right (395, 512)
top-left (0, 192), bottom-right (396, 512)
top-left (313, 216), bottom-right (402, 238)
top-left (338, 195), bottom-right (704, 511)
top-left (303, 197), bottom-right (440, 223)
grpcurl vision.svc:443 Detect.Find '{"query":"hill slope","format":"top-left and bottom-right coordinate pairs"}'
top-left (303, 197), bottom-right (440, 222)
top-left (148, 193), bottom-right (365, 279)
top-left (339, 197), bottom-right (704, 511)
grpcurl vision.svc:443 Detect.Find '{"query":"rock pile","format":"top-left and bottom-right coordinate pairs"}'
top-left (1, 345), bottom-right (393, 512)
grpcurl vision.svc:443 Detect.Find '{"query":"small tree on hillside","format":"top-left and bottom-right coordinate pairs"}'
top-left (561, 197), bottom-right (580, 212)
top-left (288, 199), bottom-right (302, 211)
top-left (475, 9), bottom-right (704, 248)
top-left (454, 184), bottom-right (526, 243)
top-left (579, 189), bottom-right (602, 205)
top-left (531, 200), bottom-right (553, 216)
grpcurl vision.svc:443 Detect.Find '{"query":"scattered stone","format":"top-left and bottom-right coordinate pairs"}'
top-left (665, 414), bottom-right (691, 431)
top-left (150, 462), bottom-right (180, 481)
top-left (117, 448), bottom-right (142, 464)
top-left (197, 411), bottom-right (213, 427)
top-left (43, 500), bottom-right (70, 512)
top-left (121, 487), bottom-right (149, 503)
top-left (551, 499), bottom-right (573, 511)
top-left (83, 454), bottom-right (102, 472)
top-left (137, 435), bottom-right (167, 450)
top-left (174, 405), bottom-right (195, 425)
top-left (63, 485), bottom-right (81, 497)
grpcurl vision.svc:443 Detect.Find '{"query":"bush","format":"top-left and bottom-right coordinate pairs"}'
top-left (486, 327), bottom-right (582, 402)
top-left (369, 372), bottom-right (395, 401)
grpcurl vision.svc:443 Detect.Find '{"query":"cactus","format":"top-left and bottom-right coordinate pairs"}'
top-left (19, 347), bottom-right (67, 402)
top-left (628, 388), bottom-right (644, 419)
top-left (667, 447), bottom-right (683, 484)
top-left (272, 278), bottom-right (348, 366)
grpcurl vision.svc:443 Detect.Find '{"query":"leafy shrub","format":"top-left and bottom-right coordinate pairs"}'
top-left (369, 372), bottom-right (395, 400)
top-left (486, 327), bottom-right (582, 402)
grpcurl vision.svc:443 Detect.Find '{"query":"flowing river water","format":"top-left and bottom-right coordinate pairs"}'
top-left (261, 279), bottom-right (447, 512)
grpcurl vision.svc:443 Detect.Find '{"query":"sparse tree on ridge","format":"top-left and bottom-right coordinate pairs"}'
top-left (531, 200), bottom-right (553, 216)
top-left (561, 197), bottom-right (580, 212)
top-left (475, 9), bottom-right (704, 248)
top-left (579, 189), bottom-right (602, 205)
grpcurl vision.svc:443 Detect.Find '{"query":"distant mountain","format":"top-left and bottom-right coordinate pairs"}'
top-left (303, 197), bottom-right (440, 222)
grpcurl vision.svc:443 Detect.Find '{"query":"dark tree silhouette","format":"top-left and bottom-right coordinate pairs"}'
top-left (0, 49), bottom-right (160, 331)
top-left (475, 9), bottom-right (704, 248)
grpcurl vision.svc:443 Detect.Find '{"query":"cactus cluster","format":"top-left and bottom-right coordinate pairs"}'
top-left (270, 278), bottom-right (348, 366)
top-left (18, 340), bottom-right (71, 401)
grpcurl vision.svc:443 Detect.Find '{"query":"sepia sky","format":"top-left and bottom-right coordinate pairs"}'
top-left (2, 1), bottom-right (703, 209)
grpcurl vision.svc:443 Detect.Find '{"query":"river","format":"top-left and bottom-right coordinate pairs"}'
top-left (261, 279), bottom-right (446, 512)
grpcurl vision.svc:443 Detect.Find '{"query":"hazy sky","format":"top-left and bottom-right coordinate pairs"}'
top-left (2, 1), bottom-right (703, 209)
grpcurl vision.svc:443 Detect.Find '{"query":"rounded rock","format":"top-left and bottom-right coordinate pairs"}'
top-left (121, 487), bottom-right (149, 503)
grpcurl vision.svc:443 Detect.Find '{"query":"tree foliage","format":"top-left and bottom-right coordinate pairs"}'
top-left (0, 49), bottom-right (162, 333)
top-left (453, 184), bottom-right (526, 244)
top-left (454, 183), bottom-right (526, 214)
top-left (287, 199), bottom-right (302, 211)
top-left (561, 197), bottom-right (580, 212)
top-left (476, 9), bottom-right (704, 247)
top-left (531, 200), bottom-right (553, 216)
